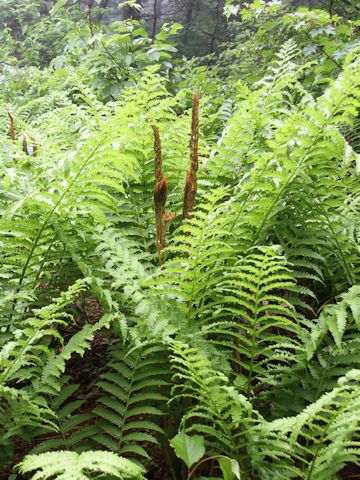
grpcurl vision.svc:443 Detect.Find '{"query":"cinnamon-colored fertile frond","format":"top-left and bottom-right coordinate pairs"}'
top-left (183, 169), bottom-right (197, 220)
top-left (154, 176), bottom-right (168, 210)
top-left (152, 124), bottom-right (170, 261)
top-left (154, 177), bottom-right (169, 257)
top-left (152, 124), bottom-right (163, 182)
top-left (22, 135), bottom-right (29, 155)
top-left (7, 112), bottom-right (16, 142)
top-left (183, 92), bottom-right (200, 219)
top-left (190, 92), bottom-right (199, 173)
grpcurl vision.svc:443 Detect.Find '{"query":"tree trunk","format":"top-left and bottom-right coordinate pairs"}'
top-left (151, 0), bottom-right (162, 38)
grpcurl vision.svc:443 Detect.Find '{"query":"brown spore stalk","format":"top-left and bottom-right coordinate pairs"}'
top-left (22, 134), bottom-right (29, 155)
top-left (8, 112), bottom-right (16, 142)
top-left (183, 92), bottom-right (200, 219)
top-left (22, 134), bottom-right (38, 157)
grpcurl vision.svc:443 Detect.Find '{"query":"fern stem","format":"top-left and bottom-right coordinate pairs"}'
top-left (187, 455), bottom-right (230, 479)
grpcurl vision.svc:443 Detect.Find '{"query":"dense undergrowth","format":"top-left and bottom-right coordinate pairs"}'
top-left (1, 0), bottom-right (360, 479)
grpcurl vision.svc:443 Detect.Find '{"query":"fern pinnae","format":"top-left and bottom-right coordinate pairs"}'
top-left (17, 144), bottom-right (101, 287)
top-left (93, 342), bottom-right (169, 460)
top-left (17, 450), bottom-right (146, 480)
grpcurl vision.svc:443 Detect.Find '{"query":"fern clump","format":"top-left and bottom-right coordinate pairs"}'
top-left (1, 7), bottom-right (360, 478)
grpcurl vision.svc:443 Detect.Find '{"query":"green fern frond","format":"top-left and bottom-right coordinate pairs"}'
top-left (255, 370), bottom-right (360, 480)
top-left (39, 312), bottom-right (112, 394)
top-left (207, 40), bottom-right (308, 183)
top-left (170, 341), bottom-right (257, 472)
top-left (198, 246), bottom-right (306, 396)
top-left (221, 57), bottom-right (360, 294)
top-left (17, 450), bottom-right (146, 480)
top-left (93, 342), bottom-right (170, 460)
top-left (151, 187), bottom-right (234, 327)
top-left (265, 286), bottom-right (360, 417)
top-left (0, 281), bottom-right (86, 386)
top-left (0, 282), bottom-right (87, 447)
top-left (88, 227), bottom-right (176, 340)
top-left (30, 383), bottom-right (95, 454)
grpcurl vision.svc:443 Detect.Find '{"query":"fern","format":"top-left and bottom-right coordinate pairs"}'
top-left (170, 346), bottom-right (360, 479)
top-left (151, 187), bottom-right (234, 329)
top-left (214, 55), bottom-right (360, 298)
top-left (207, 39), bottom-right (309, 183)
top-left (199, 246), bottom-right (307, 397)
top-left (92, 342), bottom-right (170, 460)
top-left (17, 450), bottom-right (146, 479)
top-left (113, 72), bottom-right (210, 253)
top-left (0, 282), bottom-right (86, 460)
top-left (0, 281), bottom-right (86, 386)
top-left (171, 342), bottom-right (291, 480)
top-left (89, 226), bottom-right (177, 340)
top-left (30, 383), bottom-right (96, 454)
top-left (269, 286), bottom-right (360, 417)
top-left (254, 370), bottom-right (360, 479)
top-left (1, 29), bottom-right (360, 480)
top-left (0, 110), bottom-right (137, 329)
top-left (345, 114), bottom-right (360, 153)
top-left (39, 311), bottom-right (112, 395)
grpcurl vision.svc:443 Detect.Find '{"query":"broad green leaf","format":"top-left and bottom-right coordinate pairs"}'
top-left (218, 457), bottom-right (241, 480)
top-left (170, 432), bottom-right (205, 468)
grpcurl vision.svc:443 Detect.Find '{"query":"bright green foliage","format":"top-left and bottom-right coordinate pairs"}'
top-left (222, 1), bottom-right (360, 87)
top-left (254, 370), bottom-right (360, 480)
top-left (92, 343), bottom-right (170, 459)
top-left (201, 247), bottom-right (305, 396)
top-left (151, 187), bottom-right (234, 328)
top-left (60, 21), bottom-right (181, 101)
top-left (170, 430), bottom-right (241, 480)
top-left (210, 40), bottom-right (309, 182)
top-left (170, 431), bottom-right (205, 468)
top-left (210, 54), bottom-right (360, 295)
top-left (1, 1), bottom-right (360, 478)
top-left (218, 457), bottom-right (241, 480)
top-left (170, 342), bottom-right (257, 469)
top-left (30, 383), bottom-right (96, 454)
top-left (18, 450), bottom-right (145, 479)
